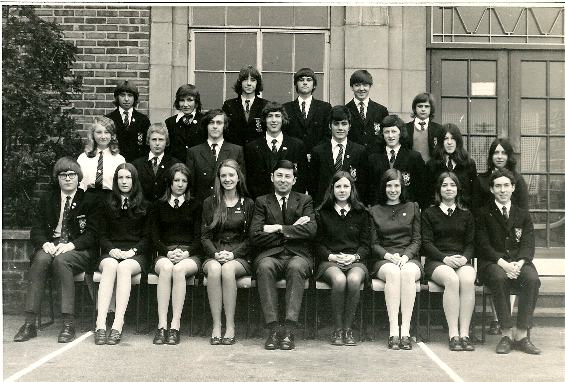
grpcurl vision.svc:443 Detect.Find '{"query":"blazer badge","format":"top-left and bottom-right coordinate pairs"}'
top-left (373, 123), bottom-right (381, 135)
top-left (254, 118), bottom-right (263, 133)
top-left (433, 137), bottom-right (438, 146)
top-left (137, 132), bottom-right (144, 145)
top-left (401, 171), bottom-right (411, 186)
top-left (77, 215), bottom-right (87, 234)
top-left (349, 166), bottom-right (357, 180)
top-left (514, 228), bottom-right (522, 242)
top-left (307, 153), bottom-right (311, 163)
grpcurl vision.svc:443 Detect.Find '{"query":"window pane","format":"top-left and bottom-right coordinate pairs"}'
top-left (521, 137), bottom-right (547, 172)
top-left (549, 175), bottom-right (565, 209)
top-left (549, 99), bottom-right (565, 135)
top-left (442, 98), bottom-right (467, 134)
top-left (521, 62), bottom-right (546, 97)
top-left (315, 73), bottom-right (324, 100)
top-left (227, 6), bottom-right (259, 26)
top-left (261, 6), bottom-right (294, 27)
top-left (470, 61), bottom-right (496, 96)
top-left (195, 33), bottom-right (224, 71)
top-left (469, 98), bottom-right (496, 134)
top-left (521, 99), bottom-right (546, 134)
top-left (226, 33), bottom-right (257, 71)
top-left (263, 33), bottom-right (293, 71)
top-left (225, 72), bottom-right (239, 99)
top-left (526, 175), bottom-right (547, 210)
top-left (468, 136), bottom-right (493, 173)
top-left (295, 33), bottom-right (325, 72)
top-left (193, 7), bottom-right (225, 26)
top-left (550, 138), bottom-right (565, 172)
top-left (196, 72), bottom-right (224, 110)
top-left (442, 61), bottom-right (467, 96)
top-left (549, 212), bottom-right (565, 247)
top-left (549, 61), bottom-right (565, 98)
top-left (532, 212), bottom-right (547, 247)
top-left (294, 7), bottom-right (328, 28)
top-left (262, 72), bottom-right (293, 103)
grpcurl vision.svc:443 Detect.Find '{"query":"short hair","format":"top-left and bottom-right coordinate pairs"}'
top-left (411, 92), bottom-right (436, 119)
top-left (293, 67), bottom-right (317, 92)
top-left (201, 109), bottom-right (229, 134)
top-left (379, 115), bottom-right (409, 147)
top-left (271, 159), bottom-right (297, 177)
top-left (489, 168), bottom-right (516, 187)
top-left (350, 69), bottom-right (373, 86)
top-left (173, 84), bottom-right (202, 114)
top-left (487, 137), bottom-right (517, 173)
top-left (261, 102), bottom-right (289, 129)
top-left (433, 171), bottom-right (465, 209)
top-left (233, 65), bottom-right (263, 95)
top-left (161, 163), bottom-right (191, 202)
top-left (318, 171), bottom-right (365, 212)
top-left (112, 80), bottom-right (139, 107)
top-left (53, 156), bottom-right (83, 183)
top-left (376, 168), bottom-right (407, 205)
top-left (146, 123), bottom-right (169, 146)
top-left (329, 105), bottom-right (352, 124)
top-left (85, 116), bottom-right (120, 158)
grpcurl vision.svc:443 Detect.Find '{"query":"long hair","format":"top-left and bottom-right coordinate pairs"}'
top-left (160, 163), bottom-right (192, 202)
top-left (85, 117), bottom-right (120, 158)
top-left (486, 137), bottom-right (517, 173)
top-left (208, 159), bottom-right (248, 231)
top-left (431, 123), bottom-right (471, 169)
top-left (377, 114), bottom-right (410, 149)
top-left (173, 84), bottom-right (202, 115)
top-left (377, 168), bottom-right (407, 205)
top-left (261, 102), bottom-right (289, 131)
top-left (233, 65), bottom-right (263, 95)
top-left (201, 109), bottom-right (229, 137)
top-left (109, 163), bottom-right (148, 217)
top-left (317, 171), bottom-right (365, 212)
top-left (433, 171), bottom-right (466, 210)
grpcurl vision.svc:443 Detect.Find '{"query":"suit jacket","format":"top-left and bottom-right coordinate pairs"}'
top-left (132, 154), bottom-right (180, 203)
top-left (405, 120), bottom-right (443, 159)
top-left (30, 189), bottom-right (97, 251)
top-left (164, 112), bottom-right (206, 163)
top-left (283, 98), bottom-right (331, 155)
top-left (310, 140), bottom-right (368, 206)
top-left (249, 191), bottom-right (316, 267)
top-left (475, 200), bottom-right (535, 273)
top-left (345, 99), bottom-right (389, 154)
top-left (222, 96), bottom-right (270, 147)
top-left (186, 141), bottom-right (245, 202)
top-left (367, 147), bottom-right (426, 206)
top-left (105, 108), bottom-right (151, 163)
top-left (471, 171), bottom-right (529, 215)
top-left (244, 135), bottom-right (307, 199)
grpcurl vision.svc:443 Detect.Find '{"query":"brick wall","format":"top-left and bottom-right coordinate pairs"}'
top-left (2, 231), bottom-right (33, 314)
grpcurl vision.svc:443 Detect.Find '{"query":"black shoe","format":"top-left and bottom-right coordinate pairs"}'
top-left (331, 329), bottom-right (344, 346)
top-left (106, 329), bottom-right (121, 345)
top-left (221, 337), bottom-right (236, 345)
top-left (153, 328), bottom-right (167, 345)
top-left (449, 336), bottom-right (463, 351)
top-left (495, 336), bottom-right (513, 354)
top-left (400, 336), bottom-right (412, 350)
top-left (514, 337), bottom-right (541, 355)
top-left (94, 329), bottom-right (107, 345)
top-left (264, 328), bottom-right (279, 350)
top-left (14, 323), bottom-right (37, 342)
top-left (388, 336), bottom-right (400, 350)
top-left (210, 336), bottom-right (222, 345)
top-left (488, 320), bottom-right (502, 335)
top-left (57, 323), bottom-right (76, 343)
top-left (460, 336), bottom-right (475, 351)
top-left (279, 329), bottom-right (295, 350)
top-left (166, 329), bottom-right (180, 345)
top-left (343, 328), bottom-right (357, 346)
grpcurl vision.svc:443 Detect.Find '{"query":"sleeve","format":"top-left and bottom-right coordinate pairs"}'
top-left (421, 209), bottom-right (446, 262)
top-left (280, 196), bottom-right (317, 240)
top-left (355, 148), bottom-right (369, 205)
top-left (309, 148), bottom-right (321, 202)
top-left (200, 198), bottom-right (218, 259)
top-left (185, 148), bottom-right (197, 192)
top-left (402, 203), bottom-right (422, 260)
top-left (517, 211), bottom-right (535, 262)
top-left (77, 153), bottom-right (91, 191)
top-left (236, 145), bottom-right (246, 176)
top-left (315, 211), bottom-right (332, 261)
top-left (461, 212), bottom-right (475, 262)
top-left (249, 197), bottom-right (284, 249)
top-left (370, 209), bottom-right (388, 260)
top-left (189, 203), bottom-right (202, 259)
top-left (294, 141), bottom-right (308, 194)
top-left (97, 207), bottom-right (115, 254)
top-left (230, 199), bottom-right (254, 259)
top-left (149, 203), bottom-right (168, 256)
top-left (474, 208), bottom-right (505, 263)
top-left (135, 214), bottom-right (150, 257)
top-left (30, 193), bottom-right (51, 248)
top-left (515, 174), bottom-right (529, 211)
top-left (411, 153), bottom-right (427, 208)
top-left (356, 210), bottom-right (371, 262)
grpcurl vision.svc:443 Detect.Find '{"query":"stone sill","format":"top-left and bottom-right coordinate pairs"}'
top-left (2, 229), bottom-right (30, 240)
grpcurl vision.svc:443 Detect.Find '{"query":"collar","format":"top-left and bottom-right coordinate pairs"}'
top-left (439, 202), bottom-right (456, 215)
top-left (297, 95), bottom-right (312, 105)
top-left (120, 195), bottom-right (129, 203)
top-left (118, 106), bottom-right (133, 116)
top-left (331, 138), bottom-right (347, 150)
top-left (494, 199), bottom-right (511, 214)
top-left (386, 145), bottom-right (401, 156)
top-left (148, 152), bottom-right (164, 162)
top-left (266, 132), bottom-right (283, 143)
top-left (97, 147), bottom-right (110, 155)
top-left (208, 138), bottom-right (224, 149)
top-left (241, 96), bottom-right (255, 107)
top-left (356, 98), bottom-right (369, 108)
top-left (334, 203), bottom-right (351, 215)
top-left (176, 111), bottom-right (195, 123)
top-left (275, 192), bottom-right (290, 202)
top-left (60, 190), bottom-right (77, 203)
top-left (414, 118), bottom-right (429, 130)
top-left (169, 194), bottom-right (185, 208)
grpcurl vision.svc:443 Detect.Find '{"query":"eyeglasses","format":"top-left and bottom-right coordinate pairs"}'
top-left (58, 172), bottom-right (78, 180)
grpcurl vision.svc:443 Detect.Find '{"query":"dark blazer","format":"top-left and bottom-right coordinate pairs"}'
top-left (96, 202), bottom-right (150, 256)
top-left (222, 96), bottom-right (270, 147)
top-left (475, 200), bottom-right (535, 273)
top-left (367, 146), bottom-right (426, 206)
top-left (164, 112), bottom-right (206, 163)
top-left (186, 141), bottom-right (245, 202)
top-left (105, 108), bottom-right (151, 163)
top-left (132, 154), bottom-right (180, 203)
top-left (405, 120), bottom-right (443, 159)
top-left (310, 140), bottom-right (368, 206)
top-left (30, 189), bottom-right (97, 251)
top-left (471, 171), bottom-right (529, 215)
top-left (244, 135), bottom-right (307, 199)
top-left (283, 98), bottom-right (331, 155)
top-left (426, 157), bottom-right (477, 209)
top-left (249, 191), bottom-right (316, 268)
top-left (345, 99), bottom-right (389, 153)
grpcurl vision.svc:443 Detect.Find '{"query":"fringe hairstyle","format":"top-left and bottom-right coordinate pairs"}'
top-left (85, 116), bottom-right (120, 158)
top-left (433, 171), bottom-right (466, 210)
top-left (109, 163), bottom-right (148, 217)
top-left (160, 163), bottom-right (192, 203)
top-left (317, 171), bottom-right (365, 212)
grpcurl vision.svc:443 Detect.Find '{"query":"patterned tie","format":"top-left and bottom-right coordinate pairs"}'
top-left (152, 157), bottom-right (158, 175)
top-left (281, 196), bottom-right (287, 224)
top-left (418, 121), bottom-right (426, 130)
top-left (359, 102), bottom-right (365, 124)
top-left (301, 101), bottom-right (307, 120)
top-left (447, 207), bottom-right (453, 216)
top-left (95, 151), bottom-right (103, 189)
top-left (122, 197), bottom-right (129, 210)
top-left (502, 205), bottom-right (509, 220)
top-left (182, 115), bottom-right (192, 126)
top-left (174, 198), bottom-right (179, 209)
top-left (60, 196), bottom-right (72, 243)
top-left (244, 100), bottom-right (250, 121)
top-left (271, 139), bottom-right (278, 154)
top-left (340, 208), bottom-right (346, 218)
top-left (211, 143), bottom-right (217, 161)
top-left (123, 111), bottom-right (130, 128)
top-left (389, 149), bottom-right (396, 168)
top-left (335, 143), bottom-right (344, 172)
top-left (447, 157), bottom-right (454, 171)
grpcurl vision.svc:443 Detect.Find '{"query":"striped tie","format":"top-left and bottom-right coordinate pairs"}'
top-left (335, 144), bottom-right (343, 172)
top-left (95, 151), bottom-right (103, 188)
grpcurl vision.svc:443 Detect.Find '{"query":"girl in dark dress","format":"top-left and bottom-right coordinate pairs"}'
top-left (370, 169), bottom-right (422, 350)
top-left (201, 159), bottom-right (254, 345)
top-left (94, 163), bottom-right (150, 345)
top-left (315, 171), bottom-right (371, 346)
top-left (421, 172), bottom-right (476, 352)
top-left (150, 163), bottom-right (201, 345)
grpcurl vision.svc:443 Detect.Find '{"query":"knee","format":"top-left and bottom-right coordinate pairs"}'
top-left (459, 269), bottom-right (476, 289)
top-left (256, 260), bottom-right (275, 277)
top-left (160, 260), bottom-right (174, 275)
top-left (384, 267), bottom-right (401, 284)
top-left (331, 273), bottom-right (347, 291)
top-left (522, 271), bottom-right (540, 289)
top-left (206, 261), bottom-right (222, 278)
top-left (287, 262), bottom-right (308, 279)
top-left (346, 272), bottom-right (364, 288)
top-left (221, 263), bottom-right (236, 281)
top-left (400, 266), bottom-right (418, 282)
top-left (31, 251), bottom-right (53, 269)
top-left (443, 274), bottom-right (460, 292)
top-left (100, 258), bottom-right (118, 273)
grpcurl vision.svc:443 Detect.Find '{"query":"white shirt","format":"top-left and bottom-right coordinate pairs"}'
top-left (118, 106), bottom-right (133, 124)
top-left (241, 96), bottom-right (255, 110)
top-left (275, 193), bottom-right (290, 210)
top-left (439, 202), bottom-right (456, 216)
top-left (334, 203), bottom-right (351, 216)
top-left (331, 138), bottom-right (347, 163)
top-left (446, 157), bottom-right (457, 170)
top-left (414, 118), bottom-right (429, 131)
top-left (386, 145), bottom-right (401, 163)
top-left (266, 132), bottom-right (283, 152)
top-left (78, 148), bottom-right (125, 191)
top-left (148, 152), bottom-right (164, 167)
top-left (54, 191), bottom-right (77, 238)
top-left (120, 194), bottom-right (129, 209)
top-left (495, 200), bottom-right (512, 217)
top-left (207, 138), bottom-right (224, 157)
top-left (169, 194), bottom-right (185, 208)
top-left (356, 99), bottom-right (369, 118)
top-left (297, 95), bottom-right (312, 118)
top-left (176, 111), bottom-right (196, 124)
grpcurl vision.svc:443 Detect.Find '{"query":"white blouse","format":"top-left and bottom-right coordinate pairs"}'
top-left (77, 148), bottom-right (125, 191)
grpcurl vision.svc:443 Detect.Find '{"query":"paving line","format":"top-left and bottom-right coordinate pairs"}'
top-left (417, 342), bottom-right (465, 382)
top-left (5, 331), bottom-right (93, 382)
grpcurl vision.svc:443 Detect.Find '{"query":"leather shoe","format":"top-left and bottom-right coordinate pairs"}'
top-left (488, 320), bottom-right (502, 335)
top-left (94, 329), bottom-right (107, 345)
top-left (279, 329), bottom-right (295, 350)
top-left (57, 323), bottom-right (76, 343)
top-left (264, 328), bottom-right (279, 350)
top-left (166, 329), bottom-right (180, 345)
top-left (210, 336), bottom-right (222, 345)
top-left (460, 336), bottom-right (475, 351)
top-left (449, 336), bottom-right (463, 351)
top-left (106, 329), bottom-right (121, 345)
top-left (153, 328), bottom-right (167, 345)
top-left (331, 329), bottom-right (344, 346)
top-left (400, 336), bottom-right (412, 350)
top-left (388, 336), bottom-right (400, 350)
top-left (14, 323), bottom-right (37, 342)
top-left (495, 336), bottom-right (513, 354)
top-left (221, 337), bottom-right (236, 345)
top-left (514, 337), bottom-right (541, 355)
top-left (343, 328), bottom-right (357, 346)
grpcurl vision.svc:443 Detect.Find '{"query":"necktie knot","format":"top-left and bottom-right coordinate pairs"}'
top-left (340, 208), bottom-right (346, 217)
top-left (447, 157), bottom-right (454, 171)
top-left (389, 149), bottom-right (396, 168)
top-left (271, 139), bottom-right (278, 153)
top-left (183, 115), bottom-right (192, 125)
top-left (245, 99), bottom-right (250, 113)
top-left (122, 197), bottom-right (129, 210)
top-left (335, 143), bottom-right (344, 172)
top-left (211, 143), bottom-right (218, 160)
top-left (447, 207), bottom-right (453, 216)
top-left (502, 205), bottom-right (509, 220)
top-left (174, 198), bottom-right (179, 209)
top-left (152, 157), bottom-right (158, 166)
top-left (95, 150), bottom-right (104, 188)
top-left (418, 121), bottom-right (426, 130)
top-left (359, 102), bottom-right (365, 120)
top-left (301, 101), bottom-right (307, 119)
top-left (123, 111), bottom-right (130, 127)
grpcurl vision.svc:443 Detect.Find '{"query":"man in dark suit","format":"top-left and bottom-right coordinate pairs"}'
top-left (476, 168), bottom-right (541, 355)
top-left (132, 123), bottom-right (179, 203)
top-left (310, 105), bottom-right (368, 206)
top-left (405, 92), bottom-right (443, 163)
top-left (245, 102), bottom-right (307, 199)
top-left (186, 109), bottom-right (245, 203)
top-left (345, 70), bottom-right (389, 154)
top-left (222, 65), bottom-right (270, 147)
top-left (14, 158), bottom-right (97, 343)
top-left (250, 160), bottom-right (316, 351)
top-left (105, 80), bottom-right (151, 163)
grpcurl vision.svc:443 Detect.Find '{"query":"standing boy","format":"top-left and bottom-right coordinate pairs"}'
top-left (405, 92), bottom-right (443, 163)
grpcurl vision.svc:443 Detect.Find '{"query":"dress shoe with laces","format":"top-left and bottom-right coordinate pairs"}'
top-left (400, 336), bottom-right (412, 350)
top-left (106, 329), bottom-right (121, 345)
top-left (495, 336), bottom-right (513, 354)
top-left (388, 336), bottom-right (400, 350)
top-left (331, 329), bottom-right (344, 346)
top-left (488, 320), bottom-right (502, 335)
top-left (279, 329), bottom-right (295, 350)
top-left (460, 336), bottom-right (475, 351)
top-left (449, 336), bottom-right (463, 351)
top-left (57, 323), bottom-right (76, 343)
top-left (221, 337), bottom-right (236, 345)
top-left (166, 329), bottom-right (180, 345)
top-left (343, 328), bottom-right (357, 346)
top-left (14, 323), bottom-right (37, 342)
top-left (514, 337), bottom-right (541, 355)
top-left (94, 329), bottom-right (107, 345)
top-left (153, 328), bottom-right (167, 345)
top-left (264, 328), bottom-right (279, 350)
top-left (210, 336), bottom-right (222, 345)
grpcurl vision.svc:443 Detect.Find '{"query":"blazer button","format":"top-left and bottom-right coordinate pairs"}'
top-left (203, 172), bottom-right (207, 175)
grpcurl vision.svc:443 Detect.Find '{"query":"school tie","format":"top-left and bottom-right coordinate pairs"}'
top-left (447, 157), bottom-right (454, 171)
top-left (60, 196), bottom-right (71, 243)
top-left (418, 121), bottom-right (426, 130)
top-left (447, 207), bottom-right (453, 217)
top-left (359, 102), bottom-right (365, 124)
top-left (95, 151), bottom-right (103, 189)
top-left (211, 143), bottom-right (218, 161)
top-left (281, 196), bottom-right (287, 224)
top-left (271, 139), bottom-right (278, 154)
top-left (340, 208), bottom-right (346, 218)
top-left (122, 197), bottom-right (129, 210)
top-left (502, 206), bottom-right (509, 220)
top-left (244, 100), bottom-right (250, 121)
top-left (182, 115), bottom-right (192, 126)
top-left (389, 149), bottom-right (396, 168)
top-left (174, 198), bottom-right (179, 209)
top-left (301, 101), bottom-right (307, 120)
top-left (335, 144), bottom-right (344, 172)
top-left (123, 111), bottom-right (130, 128)
top-left (152, 157), bottom-right (159, 175)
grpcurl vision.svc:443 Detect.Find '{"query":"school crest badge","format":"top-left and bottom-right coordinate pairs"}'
top-left (402, 171), bottom-right (411, 186)
top-left (514, 228), bottom-right (522, 242)
top-left (349, 166), bottom-right (357, 181)
top-left (373, 123), bottom-right (381, 136)
top-left (307, 153), bottom-right (311, 163)
top-left (254, 118), bottom-right (262, 133)
top-left (137, 132), bottom-right (144, 145)
top-left (433, 137), bottom-right (438, 146)
top-left (77, 215), bottom-right (87, 234)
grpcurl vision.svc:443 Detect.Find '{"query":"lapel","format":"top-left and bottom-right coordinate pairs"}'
top-left (48, 191), bottom-right (62, 228)
top-left (143, 156), bottom-right (155, 179)
top-left (322, 141), bottom-right (334, 170)
top-left (266, 193), bottom-right (284, 224)
top-left (249, 98), bottom-right (263, 120)
top-left (349, 100), bottom-right (365, 127)
top-left (292, 99), bottom-right (306, 127)
top-left (279, 135), bottom-right (292, 160)
top-left (217, 142), bottom-right (231, 165)
top-left (198, 143), bottom-right (214, 168)
top-left (489, 201), bottom-right (511, 233)
top-left (343, 141), bottom-right (354, 169)
top-left (68, 189), bottom-right (84, 220)
top-left (233, 97), bottom-right (246, 123)
top-left (155, 155), bottom-right (173, 179)
top-left (285, 191), bottom-right (299, 222)
top-left (507, 204), bottom-right (519, 232)
top-left (305, 99), bottom-right (317, 127)
top-left (366, 100), bottom-right (377, 124)
top-left (394, 147), bottom-right (409, 169)
top-left (111, 109), bottom-right (126, 130)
